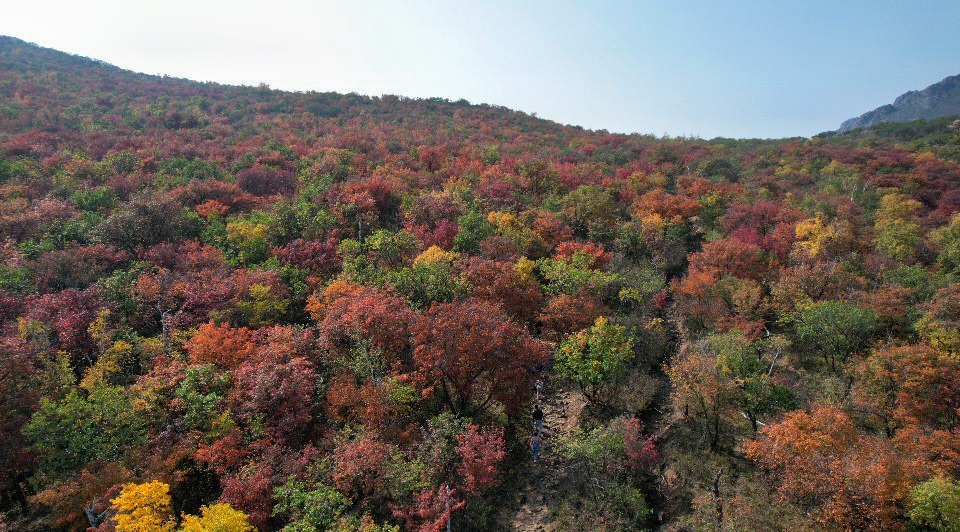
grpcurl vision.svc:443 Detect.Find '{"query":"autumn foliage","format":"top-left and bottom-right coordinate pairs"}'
top-left (184, 321), bottom-right (255, 368)
top-left (3, 36), bottom-right (960, 531)
top-left (412, 300), bottom-right (547, 414)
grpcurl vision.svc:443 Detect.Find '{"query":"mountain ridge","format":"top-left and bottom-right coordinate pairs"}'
top-left (838, 73), bottom-right (960, 132)
top-left (0, 35), bottom-right (580, 137)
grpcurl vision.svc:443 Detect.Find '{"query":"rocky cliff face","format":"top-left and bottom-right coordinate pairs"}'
top-left (838, 74), bottom-right (960, 132)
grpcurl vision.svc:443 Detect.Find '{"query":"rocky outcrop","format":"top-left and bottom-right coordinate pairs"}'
top-left (838, 74), bottom-right (960, 132)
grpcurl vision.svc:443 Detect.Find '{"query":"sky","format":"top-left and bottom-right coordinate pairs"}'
top-left (3, 0), bottom-right (960, 139)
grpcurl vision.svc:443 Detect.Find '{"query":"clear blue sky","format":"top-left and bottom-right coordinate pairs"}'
top-left (4, 0), bottom-right (960, 138)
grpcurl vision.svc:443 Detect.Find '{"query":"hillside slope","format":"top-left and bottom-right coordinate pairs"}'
top-left (1, 36), bottom-right (960, 532)
top-left (0, 35), bottom-right (570, 142)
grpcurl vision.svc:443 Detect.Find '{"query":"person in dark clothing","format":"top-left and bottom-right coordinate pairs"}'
top-left (533, 405), bottom-right (544, 435)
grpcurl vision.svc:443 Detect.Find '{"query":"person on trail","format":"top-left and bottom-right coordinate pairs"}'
top-left (531, 433), bottom-right (542, 463)
top-left (535, 379), bottom-right (544, 401)
top-left (533, 405), bottom-right (544, 435)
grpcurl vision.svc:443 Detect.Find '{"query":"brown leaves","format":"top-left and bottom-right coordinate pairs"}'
top-left (746, 405), bottom-right (960, 531)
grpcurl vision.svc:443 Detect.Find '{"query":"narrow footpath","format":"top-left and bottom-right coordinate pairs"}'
top-left (506, 384), bottom-right (586, 532)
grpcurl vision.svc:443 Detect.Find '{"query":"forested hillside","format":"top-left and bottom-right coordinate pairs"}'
top-left (2, 36), bottom-right (960, 531)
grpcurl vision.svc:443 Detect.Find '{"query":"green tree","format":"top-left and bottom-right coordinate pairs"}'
top-left (933, 213), bottom-right (960, 275)
top-left (536, 253), bottom-right (620, 297)
top-left (175, 364), bottom-right (231, 435)
top-left (873, 192), bottom-right (922, 262)
top-left (555, 316), bottom-right (634, 403)
top-left (339, 229), bottom-right (417, 285)
top-left (560, 185), bottom-right (622, 241)
top-left (71, 186), bottom-right (117, 213)
top-left (697, 156), bottom-right (740, 182)
top-left (388, 262), bottom-right (468, 309)
top-left (712, 332), bottom-right (794, 434)
top-left (452, 210), bottom-right (494, 253)
top-left (273, 479), bottom-right (349, 532)
top-left (96, 193), bottom-right (199, 252)
top-left (795, 301), bottom-right (878, 371)
top-left (226, 220), bottom-right (271, 265)
top-left (555, 422), bottom-right (652, 529)
top-left (25, 386), bottom-right (147, 480)
top-left (236, 283), bottom-right (289, 327)
top-left (908, 476), bottom-right (960, 532)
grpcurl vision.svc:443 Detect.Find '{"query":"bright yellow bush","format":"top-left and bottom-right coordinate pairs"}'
top-left (111, 480), bottom-right (174, 532)
top-left (639, 213), bottom-right (666, 237)
top-left (180, 503), bottom-right (254, 532)
top-left (794, 217), bottom-right (855, 259)
top-left (487, 211), bottom-right (521, 233)
top-left (514, 257), bottom-right (537, 283)
top-left (413, 245), bottom-right (459, 266)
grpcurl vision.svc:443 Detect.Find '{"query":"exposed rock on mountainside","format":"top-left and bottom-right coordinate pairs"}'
top-left (839, 73), bottom-right (960, 132)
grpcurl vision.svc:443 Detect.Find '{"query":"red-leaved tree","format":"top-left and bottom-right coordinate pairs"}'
top-left (456, 424), bottom-right (506, 494)
top-left (413, 299), bottom-right (547, 415)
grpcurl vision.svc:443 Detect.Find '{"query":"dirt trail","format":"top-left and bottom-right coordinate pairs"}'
top-left (506, 384), bottom-right (586, 532)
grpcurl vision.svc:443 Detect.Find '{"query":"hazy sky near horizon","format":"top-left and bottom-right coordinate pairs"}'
top-left (3, 1), bottom-right (960, 139)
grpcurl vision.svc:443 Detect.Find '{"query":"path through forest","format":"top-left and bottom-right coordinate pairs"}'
top-left (500, 371), bottom-right (678, 531)
top-left (506, 383), bottom-right (586, 531)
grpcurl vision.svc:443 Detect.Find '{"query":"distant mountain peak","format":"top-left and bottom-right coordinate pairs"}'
top-left (838, 73), bottom-right (960, 132)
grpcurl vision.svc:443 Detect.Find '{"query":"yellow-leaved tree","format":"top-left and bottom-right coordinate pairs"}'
top-left (180, 503), bottom-right (255, 532)
top-left (794, 216), bottom-right (857, 260)
top-left (112, 481), bottom-right (254, 532)
top-left (111, 480), bottom-right (175, 532)
top-left (873, 192), bottom-right (922, 262)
